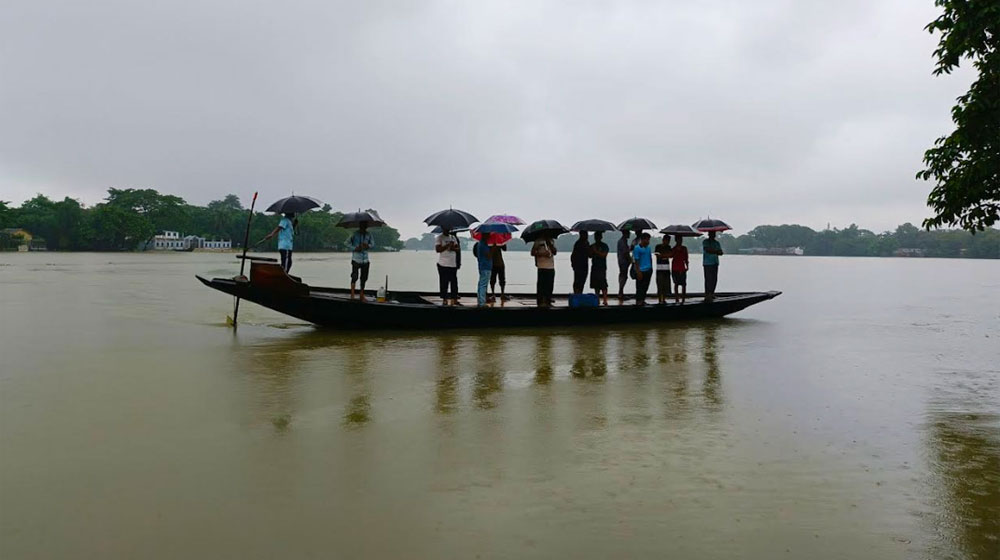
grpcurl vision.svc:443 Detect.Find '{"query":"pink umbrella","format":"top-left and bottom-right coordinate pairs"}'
top-left (483, 214), bottom-right (525, 226)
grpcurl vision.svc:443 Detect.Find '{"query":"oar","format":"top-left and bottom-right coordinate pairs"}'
top-left (229, 191), bottom-right (258, 328)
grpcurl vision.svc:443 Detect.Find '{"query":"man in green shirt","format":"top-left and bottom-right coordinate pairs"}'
top-left (702, 231), bottom-right (724, 301)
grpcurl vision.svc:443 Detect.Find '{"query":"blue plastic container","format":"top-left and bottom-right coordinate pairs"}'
top-left (568, 294), bottom-right (599, 308)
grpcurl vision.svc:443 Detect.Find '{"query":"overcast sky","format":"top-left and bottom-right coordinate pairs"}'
top-left (0, 0), bottom-right (972, 237)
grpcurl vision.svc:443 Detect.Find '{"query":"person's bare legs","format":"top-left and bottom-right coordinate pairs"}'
top-left (350, 283), bottom-right (356, 299)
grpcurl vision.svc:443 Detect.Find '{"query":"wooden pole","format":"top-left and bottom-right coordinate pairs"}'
top-left (231, 191), bottom-right (258, 328)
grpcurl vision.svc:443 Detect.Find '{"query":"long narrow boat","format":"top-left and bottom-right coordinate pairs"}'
top-left (197, 262), bottom-right (780, 329)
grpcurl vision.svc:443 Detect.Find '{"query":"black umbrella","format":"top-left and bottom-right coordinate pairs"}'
top-left (337, 210), bottom-right (386, 229)
top-left (659, 224), bottom-right (703, 237)
top-left (571, 219), bottom-right (618, 232)
top-left (617, 217), bottom-right (658, 232)
top-left (265, 195), bottom-right (323, 214)
top-left (424, 208), bottom-right (479, 231)
top-left (431, 226), bottom-right (469, 234)
top-left (692, 218), bottom-right (732, 232)
top-left (520, 219), bottom-right (570, 242)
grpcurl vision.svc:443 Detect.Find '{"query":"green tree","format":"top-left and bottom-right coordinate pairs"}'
top-left (85, 204), bottom-right (155, 250)
top-left (918, 1), bottom-right (1000, 231)
top-left (0, 201), bottom-right (11, 227)
top-left (105, 188), bottom-right (188, 238)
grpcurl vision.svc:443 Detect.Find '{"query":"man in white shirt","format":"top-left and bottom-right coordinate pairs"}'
top-left (435, 229), bottom-right (460, 305)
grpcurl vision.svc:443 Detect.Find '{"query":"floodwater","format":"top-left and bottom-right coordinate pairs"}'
top-left (1, 251), bottom-right (997, 559)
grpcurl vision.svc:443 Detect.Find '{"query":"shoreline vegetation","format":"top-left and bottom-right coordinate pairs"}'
top-left (1, 189), bottom-right (997, 258)
top-left (403, 223), bottom-right (999, 259)
top-left (0, 189), bottom-right (406, 253)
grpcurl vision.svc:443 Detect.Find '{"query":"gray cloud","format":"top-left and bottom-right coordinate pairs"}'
top-left (0, 0), bottom-right (973, 236)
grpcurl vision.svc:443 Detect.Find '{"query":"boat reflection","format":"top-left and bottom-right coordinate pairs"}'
top-left (342, 341), bottom-right (372, 427)
top-left (435, 335), bottom-right (460, 415)
top-left (233, 322), bottom-right (737, 429)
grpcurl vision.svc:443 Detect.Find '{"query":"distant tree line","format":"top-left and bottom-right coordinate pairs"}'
top-left (404, 223), bottom-right (999, 259)
top-left (722, 223), bottom-right (998, 258)
top-left (0, 189), bottom-right (405, 252)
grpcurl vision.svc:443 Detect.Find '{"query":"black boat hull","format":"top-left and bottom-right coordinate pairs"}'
top-left (197, 264), bottom-right (780, 329)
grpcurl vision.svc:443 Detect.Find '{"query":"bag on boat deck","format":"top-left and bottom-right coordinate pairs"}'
top-left (569, 294), bottom-right (599, 308)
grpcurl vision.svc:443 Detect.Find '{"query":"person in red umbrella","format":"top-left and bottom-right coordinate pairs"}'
top-left (489, 241), bottom-right (507, 302)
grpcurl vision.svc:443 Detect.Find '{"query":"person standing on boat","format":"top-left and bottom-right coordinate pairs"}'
top-left (435, 228), bottom-right (461, 306)
top-left (654, 236), bottom-right (672, 304)
top-left (590, 231), bottom-right (610, 306)
top-left (571, 231), bottom-right (590, 294)
top-left (348, 223), bottom-right (375, 301)
top-left (531, 234), bottom-right (557, 307)
top-left (473, 236), bottom-right (493, 307)
top-left (671, 235), bottom-right (690, 303)
top-left (632, 232), bottom-right (653, 305)
top-left (616, 230), bottom-right (631, 304)
top-left (489, 242), bottom-right (507, 301)
top-left (702, 230), bottom-right (724, 301)
top-left (259, 212), bottom-right (296, 273)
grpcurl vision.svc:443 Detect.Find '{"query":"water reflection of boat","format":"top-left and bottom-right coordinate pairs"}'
top-left (197, 262), bottom-right (780, 329)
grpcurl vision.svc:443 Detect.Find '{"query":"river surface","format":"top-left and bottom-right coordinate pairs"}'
top-left (1, 251), bottom-right (998, 559)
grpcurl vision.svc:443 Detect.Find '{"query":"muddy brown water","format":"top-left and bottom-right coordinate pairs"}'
top-left (1, 251), bottom-right (997, 558)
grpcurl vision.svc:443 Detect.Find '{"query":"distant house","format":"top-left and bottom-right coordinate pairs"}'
top-left (183, 235), bottom-right (232, 250)
top-left (1, 228), bottom-right (45, 251)
top-left (153, 231), bottom-right (184, 250)
top-left (893, 248), bottom-right (925, 258)
top-left (151, 231), bottom-right (230, 251)
top-left (738, 247), bottom-right (804, 256)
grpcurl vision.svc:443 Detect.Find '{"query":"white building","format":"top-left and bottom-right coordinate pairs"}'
top-left (152, 231), bottom-right (231, 250)
top-left (153, 231), bottom-right (184, 250)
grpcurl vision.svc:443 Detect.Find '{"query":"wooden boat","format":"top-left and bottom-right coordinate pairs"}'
top-left (197, 262), bottom-right (781, 329)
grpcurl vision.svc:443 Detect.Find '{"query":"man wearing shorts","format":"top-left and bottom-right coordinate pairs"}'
top-left (349, 224), bottom-right (375, 301)
top-left (489, 243), bottom-right (507, 301)
top-left (670, 235), bottom-right (689, 303)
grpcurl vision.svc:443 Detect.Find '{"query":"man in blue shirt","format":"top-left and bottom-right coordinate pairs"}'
top-left (259, 212), bottom-right (296, 272)
top-left (473, 236), bottom-right (493, 307)
top-left (349, 223), bottom-right (375, 301)
top-left (631, 232), bottom-right (653, 305)
top-left (702, 231), bottom-right (724, 301)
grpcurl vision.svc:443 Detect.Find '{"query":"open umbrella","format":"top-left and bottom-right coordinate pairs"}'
top-left (424, 208), bottom-right (479, 231)
top-left (521, 219), bottom-right (569, 242)
top-left (431, 226), bottom-right (469, 234)
top-left (617, 217), bottom-right (658, 232)
top-left (571, 219), bottom-right (618, 232)
top-left (471, 222), bottom-right (518, 244)
top-left (483, 214), bottom-right (526, 226)
top-left (659, 224), bottom-right (703, 237)
top-left (692, 218), bottom-right (732, 232)
top-left (336, 210), bottom-right (386, 229)
top-left (265, 195), bottom-right (323, 214)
